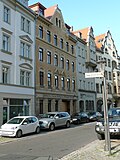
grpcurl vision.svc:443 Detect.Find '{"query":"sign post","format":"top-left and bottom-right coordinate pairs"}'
top-left (85, 68), bottom-right (111, 155)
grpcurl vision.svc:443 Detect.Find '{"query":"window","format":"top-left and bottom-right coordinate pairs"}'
top-left (60, 38), bottom-right (63, 49)
top-left (48, 73), bottom-right (51, 88)
top-left (39, 26), bottom-right (43, 39)
top-left (47, 30), bottom-right (51, 43)
top-left (4, 6), bottom-right (10, 23)
top-left (55, 75), bottom-right (59, 89)
top-left (72, 80), bottom-right (75, 91)
top-left (59, 20), bottom-right (61, 28)
top-left (108, 59), bottom-right (111, 67)
top-left (39, 71), bottom-right (44, 86)
top-left (55, 100), bottom-right (58, 111)
top-left (3, 34), bottom-right (10, 52)
top-left (39, 48), bottom-right (43, 61)
top-left (20, 42), bottom-right (31, 58)
top-left (26, 44), bottom-right (31, 58)
top-left (39, 100), bottom-right (43, 114)
top-left (67, 78), bottom-right (70, 91)
top-left (20, 70), bottom-right (31, 86)
top-left (72, 61), bottom-right (74, 72)
top-left (2, 66), bottom-right (9, 84)
top-left (109, 72), bottom-right (112, 80)
top-left (61, 57), bottom-right (64, 69)
top-left (96, 83), bottom-right (99, 93)
top-left (21, 16), bottom-right (25, 31)
top-left (26, 19), bottom-right (31, 34)
top-left (56, 18), bottom-right (58, 26)
top-left (66, 42), bottom-right (69, 52)
top-left (66, 59), bottom-right (69, 71)
top-left (54, 35), bottom-right (57, 46)
top-left (21, 16), bottom-right (31, 34)
top-left (26, 72), bottom-right (30, 86)
top-left (54, 54), bottom-right (58, 66)
top-left (20, 70), bottom-right (25, 85)
top-left (47, 51), bottom-right (51, 64)
top-left (61, 77), bottom-right (65, 90)
top-left (71, 45), bottom-right (74, 54)
top-left (48, 100), bottom-right (51, 112)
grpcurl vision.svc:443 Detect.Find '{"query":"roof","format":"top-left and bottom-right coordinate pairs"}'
top-left (44, 4), bottom-right (58, 19)
top-left (72, 27), bottom-right (90, 41)
top-left (95, 34), bottom-right (105, 49)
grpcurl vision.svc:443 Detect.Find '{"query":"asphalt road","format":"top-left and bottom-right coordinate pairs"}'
top-left (0, 122), bottom-right (97, 160)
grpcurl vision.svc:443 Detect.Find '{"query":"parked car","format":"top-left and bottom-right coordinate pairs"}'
top-left (71, 112), bottom-right (89, 124)
top-left (87, 111), bottom-right (102, 121)
top-left (0, 116), bottom-right (40, 138)
top-left (39, 112), bottom-right (71, 131)
top-left (95, 107), bottom-right (120, 140)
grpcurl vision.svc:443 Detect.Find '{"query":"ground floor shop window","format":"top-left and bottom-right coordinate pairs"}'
top-left (79, 100), bottom-right (84, 111)
top-left (3, 98), bottom-right (30, 122)
top-left (39, 100), bottom-right (43, 114)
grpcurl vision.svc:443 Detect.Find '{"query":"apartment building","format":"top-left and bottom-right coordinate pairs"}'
top-left (30, 3), bottom-right (77, 116)
top-left (95, 30), bottom-right (119, 111)
top-left (0, 0), bottom-right (36, 125)
top-left (73, 27), bottom-right (97, 112)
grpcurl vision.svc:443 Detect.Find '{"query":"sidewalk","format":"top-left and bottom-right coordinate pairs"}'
top-left (60, 139), bottom-right (120, 160)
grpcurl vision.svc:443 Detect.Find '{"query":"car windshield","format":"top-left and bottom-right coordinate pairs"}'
top-left (108, 109), bottom-right (120, 117)
top-left (41, 113), bottom-right (56, 118)
top-left (87, 112), bottom-right (96, 116)
top-left (7, 118), bottom-right (24, 124)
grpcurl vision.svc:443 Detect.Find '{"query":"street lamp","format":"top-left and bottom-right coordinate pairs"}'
top-left (97, 60), bottom-right (111, 154)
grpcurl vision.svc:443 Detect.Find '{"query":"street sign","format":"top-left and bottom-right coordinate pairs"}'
top-left (85, 72), bottom-right (104, 78)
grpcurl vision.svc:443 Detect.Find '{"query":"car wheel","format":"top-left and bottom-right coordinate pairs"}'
top-left (16, 130), bottom-right (22, 138)
top-left (35, 126), bottom-right (40, 134)
top-left (66, 121), bottom-right (70, 128)
top-left (97, 133), bottom-right (105, 140)
top-left (49, 123), bottom-right (55, 131)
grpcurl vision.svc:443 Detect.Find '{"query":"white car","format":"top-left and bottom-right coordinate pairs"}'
top-left (0, 116), bottom-right (40, 138)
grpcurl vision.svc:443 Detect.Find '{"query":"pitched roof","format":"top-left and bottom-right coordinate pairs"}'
top-left (72, 27), bottom-right (90, 41)
top-left (95, 34), bottom-right (105, 49)
top-left (45, 4), bottom-right (58, 19)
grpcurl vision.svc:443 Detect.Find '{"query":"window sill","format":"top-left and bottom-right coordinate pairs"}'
top-left (19, 55), bottom-right (33, 62)
top-left (1, 49), bottom-right (12, 55)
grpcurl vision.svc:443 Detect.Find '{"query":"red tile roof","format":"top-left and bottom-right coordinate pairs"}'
top-left (95, 34), bottom-right (105, 49)
top-left (72, 27), bottom-right (90, 41)
top-left (45, 4), bottom-right (58, 19)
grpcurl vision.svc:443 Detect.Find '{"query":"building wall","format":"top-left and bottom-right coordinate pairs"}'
top-left (33, 6), bottom-right (77, 116)
top-left (0, 0), bottom-right (35, 125)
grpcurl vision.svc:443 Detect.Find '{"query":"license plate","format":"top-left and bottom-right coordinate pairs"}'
top-left (109, 128), bottom-right (119, 132)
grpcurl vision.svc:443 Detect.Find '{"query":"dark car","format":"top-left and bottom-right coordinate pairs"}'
top-left (95, 107), bottom-right (120, 140)
top-left (71, 112), bottom-right (89, 124)
top-left (87, 111), bottom-right (102, 121)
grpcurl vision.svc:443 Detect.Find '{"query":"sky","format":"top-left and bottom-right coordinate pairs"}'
top-left (29, 0), bottom-right (120, 54)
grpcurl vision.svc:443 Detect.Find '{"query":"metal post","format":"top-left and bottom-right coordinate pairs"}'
top-left (97, 59), bottom-right (111, 154)
top-left (103, 76), bottom-right (111, 154)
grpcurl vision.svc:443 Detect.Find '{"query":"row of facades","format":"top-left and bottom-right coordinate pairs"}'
top-left (0, 0), bottom-right (120, 126)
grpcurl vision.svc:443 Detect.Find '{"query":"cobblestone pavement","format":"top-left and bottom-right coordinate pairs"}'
top-left (60, 139), bottom-right (120, 160)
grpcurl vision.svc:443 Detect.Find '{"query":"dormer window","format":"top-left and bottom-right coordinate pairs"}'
top-left (39, 8), bottom-right (44, 16)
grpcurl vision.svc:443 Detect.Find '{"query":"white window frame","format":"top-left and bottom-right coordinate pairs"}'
top-left (3, 34), bottom-right (10, 52)
top-left (4, 6), bottom-right (10, 24)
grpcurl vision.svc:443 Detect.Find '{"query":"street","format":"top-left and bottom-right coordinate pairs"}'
top-left (0, 122), bottom-right (97, 159)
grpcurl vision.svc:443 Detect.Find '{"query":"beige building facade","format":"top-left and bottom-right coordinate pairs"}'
top-left (30, 3), bottom-right (77, 116)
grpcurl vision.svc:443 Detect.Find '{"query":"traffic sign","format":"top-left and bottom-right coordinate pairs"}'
top-left (85, 72), bottom-right (104, 78)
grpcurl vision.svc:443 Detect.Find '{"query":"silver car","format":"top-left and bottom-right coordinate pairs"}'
top-left (39, 112), bottom-right (71, 131)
